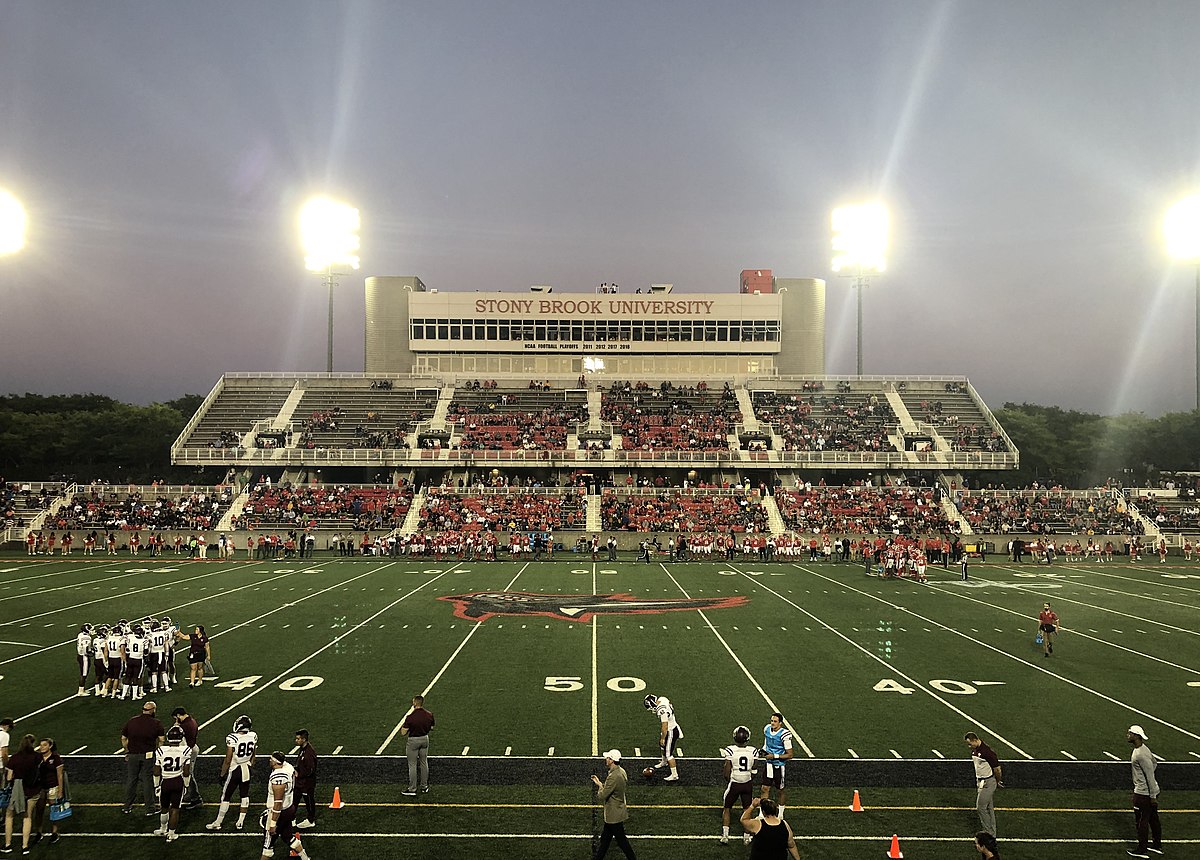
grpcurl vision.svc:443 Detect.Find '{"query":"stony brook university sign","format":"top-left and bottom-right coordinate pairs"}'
top-left (439, 591), bottom-right (748, 623)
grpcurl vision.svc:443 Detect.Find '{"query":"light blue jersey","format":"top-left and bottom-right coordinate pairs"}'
top-left (763, 724), bottom-right (792, 766)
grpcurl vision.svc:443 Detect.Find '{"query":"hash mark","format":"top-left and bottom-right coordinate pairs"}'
top-left (848, 749), bottom-right (859, 758)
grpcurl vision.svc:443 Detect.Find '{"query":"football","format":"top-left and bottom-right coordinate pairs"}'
top-left (642, 767), bottom-right (656, 778)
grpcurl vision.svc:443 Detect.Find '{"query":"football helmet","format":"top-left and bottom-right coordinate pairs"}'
top-left (96, 625), bottom-right (109, 636)
top-left (161, 616), bottom-right (172, 626)
top-left (733, 725), bottom-right (751, 745)
top-left (80, 623), bottom-right (93, 634)
top-left (233, 715), bottom-right (253, 733)
top-left (165, 726), bottom-right (185, 745)
top-left (643, 694), bottom-right (658, 711)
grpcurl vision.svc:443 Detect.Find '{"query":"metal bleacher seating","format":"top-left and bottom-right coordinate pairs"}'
top-left (183, 378), bottom-right (296, 449)
top-left (295, 383), bottom-right (439, 450)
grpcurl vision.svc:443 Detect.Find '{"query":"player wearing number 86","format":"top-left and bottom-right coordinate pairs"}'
top-left (206, 715), bottom-right (257, 831)
top-left (720, 725), bottom-right (760, 845)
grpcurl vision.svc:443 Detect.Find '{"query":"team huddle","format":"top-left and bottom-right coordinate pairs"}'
top-left (74, 618), bottom-right (211, 699)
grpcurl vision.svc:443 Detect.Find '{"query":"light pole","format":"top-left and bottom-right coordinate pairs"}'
top-left (300, 196), bottom-right (361, 373)
top-left (831, 202), bottom-right (889, 376)
top-left (1164, 195), bottom-right (1200, 410)
top-left (0, 188), bottom-right (28, 256)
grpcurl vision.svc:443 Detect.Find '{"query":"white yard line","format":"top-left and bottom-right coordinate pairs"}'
top-left (749, 566), bottom-right (1032, 759)
top-left (0, 564), bottom-right (238, 628)
top-left (660, 564), bottom-right (815, 758)
top-left (799, 565), bottom-right (1200, 746)
top-left (0, 558), bottom-right (127, 587)
top-left (591, 562), bottom-right (599, 757)
top-left (202, 561), bottom-right (429, 733)
top-left (374, 564), bottom-right (528, 755)
top-left (1058, 563), bottom-right (1200, 595)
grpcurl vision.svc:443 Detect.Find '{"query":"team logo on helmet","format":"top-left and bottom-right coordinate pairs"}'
top-left (644, 694), bottom-right (659, 711)
top-left (439, 591), bottom-right (748, 623)
top-left (733, 725), bottom-right (751, 745)
top-left (166, 726), bottom-right (185, 745)
top-left (233, 715), bottom-right (253, 732)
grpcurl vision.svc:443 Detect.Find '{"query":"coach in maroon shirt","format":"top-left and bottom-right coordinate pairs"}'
top-left (171, 706), bottom-right (203, 808)
top-left (399, 696), bottom-right (434, 796)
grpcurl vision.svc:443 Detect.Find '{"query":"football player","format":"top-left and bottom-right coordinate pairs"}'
top-left (75, 624), bottom-right (93, 697)
top-left (154, 725), bottom-right (191, 842)
top-left (260, 750), bottom-right (309, 860)
top-left (207, 715), bottom-right (257, 831)
top-left (721, 725), bottom-right (759, 845)
top-left (161, 616), bottom-right (179, 686)
top-left (760, 712), bottom-right (794, 817)
top-left (91, 625), bottom-right (109, 696)
top-left (122, 623), bottom-right (149, 700)
top-left (147, 621), bottom-right (170, 694)
top-left (644, 694), bottom-right (683, 781)
top-left (104, 624), bottom-right (125, 698)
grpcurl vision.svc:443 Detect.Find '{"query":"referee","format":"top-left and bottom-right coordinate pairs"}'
top-left (965, 732), bottom-right (1003, 836)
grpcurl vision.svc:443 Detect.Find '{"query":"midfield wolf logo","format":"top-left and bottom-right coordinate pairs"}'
top-left (440, 591), bottom-right (748, 623)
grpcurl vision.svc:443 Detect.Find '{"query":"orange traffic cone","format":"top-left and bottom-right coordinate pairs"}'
top-left (886, 833), bottom-right (904, 859)
top-left (328, 786), bottom-right (344, 809)
top-left (848, 789), bottom-right (864, 812)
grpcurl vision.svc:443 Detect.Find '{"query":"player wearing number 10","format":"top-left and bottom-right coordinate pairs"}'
top-left (206, 715), bottom-right (257, 831)
top-left (720, 725), bottom-right (760, 845)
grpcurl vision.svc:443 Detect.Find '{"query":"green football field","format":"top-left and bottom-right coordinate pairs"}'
top-left (1, 552), bottom-right (1198, 858)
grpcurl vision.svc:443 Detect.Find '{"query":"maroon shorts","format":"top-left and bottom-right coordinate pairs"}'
top-left (160, 776), bottom-right (185, 810)
top-left (723, 779), bottom-right (754, 810)
top-left (125, 659), bottom-right (143, 684)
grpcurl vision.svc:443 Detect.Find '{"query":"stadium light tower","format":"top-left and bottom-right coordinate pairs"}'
top-left (300, 195), bottom-right (361, 373)
top-left (831, 201), bottom-right (889, 376)
top-left (1165, 194), bottom-right (1200, 411)
top-left (0, 188), bottom-right (28, 256)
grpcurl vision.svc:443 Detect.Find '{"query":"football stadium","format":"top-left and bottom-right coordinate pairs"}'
top-left (2, 269), bottom-right (1199, 860)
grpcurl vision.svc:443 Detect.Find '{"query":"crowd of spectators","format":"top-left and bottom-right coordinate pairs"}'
top-left (48, 489), bottom-right (232, 532)
top-left (753, 392), bottom-right (897, 453)
top-left (600, 490), bottom-right (767, 533)
top-left (450, 403), bottom-right (586, 451)
top-left (235, 483), bottom-right (414, 531)
top-left (602, 382), bottom-right (739, 452)
top-left (209, 429), bottom-right (242, 449)
top-left (776, 484), bottom-right (953, 535)
top-left (955, 489), bottom-right (1144, 535)
top-left (417, 491), bottom-right (585, 532)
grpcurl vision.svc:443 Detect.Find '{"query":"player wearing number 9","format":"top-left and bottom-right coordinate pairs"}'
top-left (719, 726), bottom-right (760, 845)
top-left (205, 715), bottom-right (257, 832)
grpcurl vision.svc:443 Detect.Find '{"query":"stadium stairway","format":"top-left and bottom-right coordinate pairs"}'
top-left (586, 493), bottom-right (602, 532)
top-left (430, 386), bottom-right (454, 429)
top-left (941, 494), bottom-right (971, 534)
top-left (586, 389), bottom-right (602, 430)
top-left (272, 383), bottom-right (305, 430)
top-left (735, 387), bottom-right (759, 430)
top-left (884, 387), bottom-right (919, 435)
top-left (216, 485), bottom-right (251, 532)
top-left (400, 491), bottom-right (425, 534)
top-left (762, 494), bottom-right (786, 536)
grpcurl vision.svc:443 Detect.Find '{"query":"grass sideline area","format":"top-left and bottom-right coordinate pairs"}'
top-left (0, 552), bottom-right (1197, 857)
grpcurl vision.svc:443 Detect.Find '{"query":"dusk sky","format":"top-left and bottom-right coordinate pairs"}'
top-left (2, 1), bottom-right (1199, 416)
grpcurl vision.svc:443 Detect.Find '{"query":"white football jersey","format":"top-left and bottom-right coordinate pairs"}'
top-left (125, 634), bottom-right (147, 659)
top-left (156, 743), bottom-right (188, 779)
top-left (265, 762), bottom-right (296, 810)
top-left (226, 730), bottom-right (258, 767)
top-left (654, 697), bottom-right (682, 735)
top-left (149, 629), bottom-right (167, 654)
top-left (722, 743), bottom-right (760, 784)
top-left (106, 632), bottom-right (125, 657)
top-left (75, 632), bottom-right (92, 656)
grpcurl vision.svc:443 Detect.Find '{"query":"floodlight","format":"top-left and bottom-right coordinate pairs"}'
top-left (300, 196), bottom-right (360, 272)
top-left (0, 189), bottom-right (27, 256)
top-left (1165, 195), bottom-right (1200, 262)
top-left (831, 202), bottom-right (888, 273)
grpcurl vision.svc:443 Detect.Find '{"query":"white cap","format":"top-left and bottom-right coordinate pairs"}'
top-left (602, 749), bottom-right (621, 762)
top-left (1128, 725), bottom-right (1148, 740)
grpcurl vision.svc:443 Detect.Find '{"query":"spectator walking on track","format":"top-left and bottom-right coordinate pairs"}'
top-left (3, 733), bottom-right (39, 854)
top-left (121, 700), bottom-right (165, 815)
top-left (1037, 602), bottom-right (1060, 657)
top-left (965, 731), bottom-right (1003, 836)
top-left (591, 749), bottom-right (636, 859)
top-left (1127, 725), bottom-right (1162, 858)
top-left (400, 696), bottom-right (434, 797)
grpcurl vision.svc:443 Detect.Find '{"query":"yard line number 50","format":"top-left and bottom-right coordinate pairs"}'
top-left (545, 676), bottom-right (646, 693)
